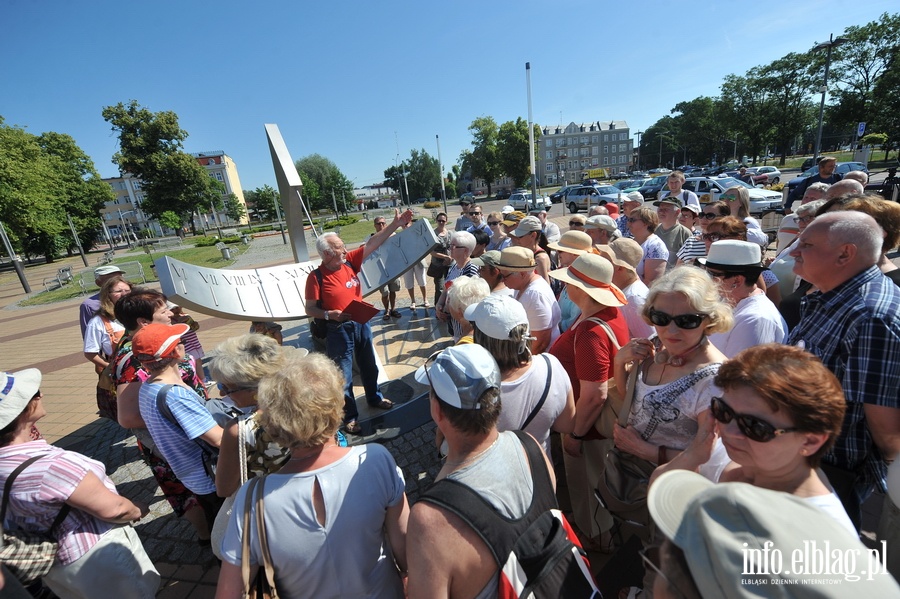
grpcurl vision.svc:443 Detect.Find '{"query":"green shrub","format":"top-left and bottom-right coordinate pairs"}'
top-left (193, 236), bottom-right (219, 247)
top-left (321, 215), bottom-right (360, 230)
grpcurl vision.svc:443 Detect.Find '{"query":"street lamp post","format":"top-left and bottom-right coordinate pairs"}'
top-left (813, 33), bottom-right (848, 162)
top-left (635, 130), bottom-right (643, 171)
top-left (658, 130), bottom-right (669, 168)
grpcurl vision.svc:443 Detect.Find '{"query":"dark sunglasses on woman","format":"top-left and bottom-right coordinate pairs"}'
top-left (710, 396), bottom-right (798, 442)
top-left (647, 309), bottom-right (707, 330)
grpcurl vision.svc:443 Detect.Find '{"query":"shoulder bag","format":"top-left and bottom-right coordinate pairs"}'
top-left (570, 317), bottom-right (635, 440)
top-left (241, 476), bottom-right (279, 599)
top-left (211, 416), bottom-right (247, 560)
top-left (0, 455), bottom-right (71, 585)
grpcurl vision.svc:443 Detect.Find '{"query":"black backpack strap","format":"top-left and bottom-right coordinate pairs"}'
top-left (154, 384), bottom-right (177, 425)
top-left (520, 355), bottom-right (552, 430)
top-left (313, 267), bottom-right (324, 309)
top-left (418, 431), bottom-right (558, 566)
top-left (2, 455), bottom-right (71, 536)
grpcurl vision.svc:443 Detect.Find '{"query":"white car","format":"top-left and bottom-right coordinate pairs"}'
top-left (682, 177), bottom-right (783, 215)
top-left (746, 166), bottom-right (782, 185)
top-left (508, 192), bottom-right (552, 212)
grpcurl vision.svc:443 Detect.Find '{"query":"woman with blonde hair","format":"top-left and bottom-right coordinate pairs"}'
top-left (612, 266), bottom-right (732, 469)
top-left (83, 276), bottom-right (132, 372)
top-left (720, 186), bottom-right (768, 247)
top-left (627, 207), bottom-right (667, 285)
top-left (485, 211), bottom-right (510, 251)
top-left (217, 352), bottom-right (409, 598)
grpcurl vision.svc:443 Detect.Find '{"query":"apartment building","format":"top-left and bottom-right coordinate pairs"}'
top-left (538, 120), bottom-right (632, 186)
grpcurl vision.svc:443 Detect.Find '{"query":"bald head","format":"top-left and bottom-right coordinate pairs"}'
top-left (825, 179), bottom-right (865, 200)
top-left (843, 171), bottom-right (868, 185)
top-left (805, 211), bottom-right (882, 266)
top-left (588, 205), bottom-right (609, 217)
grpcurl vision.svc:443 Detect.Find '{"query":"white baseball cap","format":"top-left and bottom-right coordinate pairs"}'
top-left (463, 295), bottom-right (530, 341)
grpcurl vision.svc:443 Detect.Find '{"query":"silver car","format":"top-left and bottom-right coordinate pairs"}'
top-left (682, 177), bottom-right (783, 215)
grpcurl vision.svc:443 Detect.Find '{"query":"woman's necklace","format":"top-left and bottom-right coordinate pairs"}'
top-left (443, 435), bottom-right (500, 471)
top-left (655, 336), bottom-right (708, 368)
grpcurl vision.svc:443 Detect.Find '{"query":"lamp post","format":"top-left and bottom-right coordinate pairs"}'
top-left (812, 33), bottom-right (848, 162)
top-left (658, 130), bottom-right (669, 168)
top-left (635, 130), bottom-right (643, 171)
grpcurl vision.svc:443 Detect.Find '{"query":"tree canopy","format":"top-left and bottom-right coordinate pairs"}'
top-left (0, 117), bottom-right (113, 261)
top-left (294, 154), bottom-right (351, 212)
top-left (102, 100), bottom-right (222, 229)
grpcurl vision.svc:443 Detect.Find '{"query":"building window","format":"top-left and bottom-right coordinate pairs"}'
top-left (546, 139), bottom-right (553, 147)
top-left (545, 150), bottom-right (552, 159)
top-left (592, 158), bottom-right (599, 166)
top-left (581, 136), bottom-right (588, 144)
top-left (603, 145), bottom-right (608, 154)
top-left (620, 133), bottom-right (627, 140)
top-left (603, 134), bottom-right (609, 142)
top-left (568, 161), bottom-right (573, 169)
top-left (592, 147), bottom-right (599, 156)
top-left (132, 181), bottom-right (142, 190)
top-left (618, 144), bottom-right (625, 153)
top-left (546, 163), bottom-right (553, 172)
top-left (603, 157), bottom-right (609, 165)
top-left (592, 135), bottom-right (598, 143)
top-left (215, 172), bottom-right (224, 181)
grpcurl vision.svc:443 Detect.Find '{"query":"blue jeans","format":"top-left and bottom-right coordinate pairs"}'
top-left (325, 320), bottom-right (383, 422)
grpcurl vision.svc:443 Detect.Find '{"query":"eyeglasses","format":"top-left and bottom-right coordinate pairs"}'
top-left (469, 212), bottom-right (482, 216)
top-left (449, 245), bottom-right (467, 250)
top-left (798, 215), bottom-right (815, 224)
top-left (710, 396), bottom-right (798, 443)
top-left (374, 221), bottom-right (386, 226)
top-left (627, 217), bottom-right (643, 223)
top-left (569, 221), bottom-right (584, 227)
top-left (647, 309), bottom-right (708, 329)
top-left (436, 220), bottom-right (447, 224)
top-left (217, 383), bottom-right (255, 395)
top-left (704, 268), bottom-right (740, 280)
top-left (699, 213), bottom-right (719, 220)
top-left (487, 221), bottom-right (501, 226)
top-left (702, 233), bottom-right (725, 242)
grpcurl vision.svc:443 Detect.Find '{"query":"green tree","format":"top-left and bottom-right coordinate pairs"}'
top-left (102, 100), bottom-right (222, 231)
top-left (719, 72), bottom-right (776, 164)
top-left (639, 117), bottom-right (677, 168)
top-left (244, 185), bottom-right (278, 221)
top-left (223, 194), bottom-right (246, 223)
top-left (0, 118), bottom-right (113, 261)
top-left (497, 118), bottom-right (541, 188)
top-left (403, 149), bottom-right (441, 201)
top-left (294, 154), bottom-right (351, 212)
top-left (467, 117), bottom-right (501, 195)
top-left (669, 97), bottom-right (733, 166)
top-left (870, 48), bottom-right (900, 160)
top-left (757, 53), bottom-right (817, 165)
top-left (158, 210), bottom-right (183, 233)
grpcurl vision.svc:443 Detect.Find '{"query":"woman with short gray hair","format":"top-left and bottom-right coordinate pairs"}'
top-left (435, 231), bottom-right (480, 340)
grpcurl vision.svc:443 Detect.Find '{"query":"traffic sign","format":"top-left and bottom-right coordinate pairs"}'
top-left (858, 122), bottom-right (866, 137)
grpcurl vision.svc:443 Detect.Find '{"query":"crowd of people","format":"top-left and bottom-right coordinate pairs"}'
top-left (3, 165), bottom-right (900, 597)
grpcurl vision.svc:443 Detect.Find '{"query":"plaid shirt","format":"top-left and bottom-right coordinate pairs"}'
top-left (788, 266), bottom-right (900, 492)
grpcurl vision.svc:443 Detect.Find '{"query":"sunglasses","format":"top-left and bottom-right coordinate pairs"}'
top-left (436, 219), bottom-right (447, 224)
top-left (647, 309), bottom-right (707, 329)
top-left (702, 233), bottom-right (727, 242)
top-left (469, 212), bottom-right (482, 216)
top-left (487, 221), bottom-right (501, 226)
top-left (217, 383), bottom-right (254, 395)
top-left (569, 221), bottom-right (584, 227)
top-left (627, 217), bottom-right (643, 223)
top-left (704, 268), bottom-right (740, 280)
top-left (721, 195), bottom-right (737, 201)
top-left (710, 396), bottom-right (798, 443)
top-left (699, 213), bottom-right (719, 220)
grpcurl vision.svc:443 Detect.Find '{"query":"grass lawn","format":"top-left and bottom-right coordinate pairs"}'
top-left (18, 243), bottom-right (248, 307)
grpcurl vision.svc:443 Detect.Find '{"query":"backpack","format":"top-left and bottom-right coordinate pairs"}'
top-left (419, 430), bottom-right (600, 598)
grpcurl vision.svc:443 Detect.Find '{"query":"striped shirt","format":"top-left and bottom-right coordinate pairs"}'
top-left (0, 441), bottom-right (116, 564)
top-left (139, 382), bottom-right (218, 494)
top-left (788, 266), bottom-right (900, 492)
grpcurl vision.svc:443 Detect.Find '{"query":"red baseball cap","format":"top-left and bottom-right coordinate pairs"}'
top-left (132, 323), bottom-right (190, 362)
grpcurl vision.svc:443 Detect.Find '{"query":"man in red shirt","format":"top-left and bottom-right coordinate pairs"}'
top-left (305, 208), bottom-right (413, 434)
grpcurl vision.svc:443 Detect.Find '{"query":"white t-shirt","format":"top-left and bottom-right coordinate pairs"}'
top-left (709, 293), bottom-right (787, 358)
top-left (629, 364), bottom-right (721, 451)
top-left (497, 354), bottom-right (572, 453)
top-left (621, 279), bottom-right (654, 339)
top-left (83, 315), bottom-right (125, 356)
top-left (516, 276), bottom-right (561, 345)
top-left (658, 189), bottom-right (700, 209)
top-left (744, 216), bottom-right (769, 247)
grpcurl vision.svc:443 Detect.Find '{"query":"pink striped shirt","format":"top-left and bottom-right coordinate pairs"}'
top-left (0, 441), bottom-right (116, 565)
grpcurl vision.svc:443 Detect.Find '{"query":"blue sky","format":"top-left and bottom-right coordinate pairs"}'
top-left (2, 0), bottom-right (895, 191)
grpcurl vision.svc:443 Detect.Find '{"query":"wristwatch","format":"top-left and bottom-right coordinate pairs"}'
top-left (324, 311), bottom-right (330, 321)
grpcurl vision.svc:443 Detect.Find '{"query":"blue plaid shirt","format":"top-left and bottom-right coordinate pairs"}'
top-left (788, 266), bottom-right (900, 493)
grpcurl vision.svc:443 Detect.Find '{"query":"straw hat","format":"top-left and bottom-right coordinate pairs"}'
top-left (549, 254), bottom-right (626, 307)
top-left (595, 238), bottom-right (643, 272)
top-left (496, 247), bottom-right (536, 272)
top-left (547, 231), bottom-right (594, 255)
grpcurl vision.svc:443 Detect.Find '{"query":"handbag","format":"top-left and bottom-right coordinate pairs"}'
top-left (569, 317), bottom-right (636, 440)
top-left (0, 455), bottom-right (71, 585)
top-left (426, 258), bottom-right (449, 279)
top-left (211, 417), bottom-right (247, 560)
top-left (241, 476), bottom-right (279, 599)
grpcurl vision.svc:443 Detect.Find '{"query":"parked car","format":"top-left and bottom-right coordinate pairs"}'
top-left (682, 177), bottom-right (783, 215)
top-left (749, 166), bottom-right (782, 185)
top-left (801, 157), bottom-right (816, 171)
top-left (563, 184), bottom-right (622, 213)
top-left (637, 174), bottom-right (670, 200)
top-left (785, 162), bottom-right (869, 195)
top-left (508, 192), bottom-right (552, 211)
top-left (496, 188), bottom-right (511, 200)
top-left (460, 192), bottom-right (475, 202)
top-left (550, 184), bottom-right (581, 204)
top-left (622, 178), bottom-right (650, 193)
